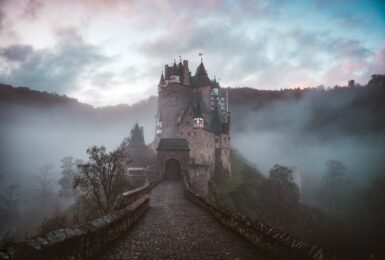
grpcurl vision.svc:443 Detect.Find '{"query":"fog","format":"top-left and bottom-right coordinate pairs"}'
top-left (0, 100), bottom-right (157, 180)
top-left (1, 86), bottom-right (384, 251)
top-left (0, 99), bottom-right (157, 239)
top-left (229, 87), bottom-right (385, 208)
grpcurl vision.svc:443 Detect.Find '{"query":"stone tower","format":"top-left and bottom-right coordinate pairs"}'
top-left (154, 58), bottom-right (231, 196)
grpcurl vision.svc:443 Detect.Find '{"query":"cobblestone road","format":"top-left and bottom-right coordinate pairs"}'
top-left (97, 180), bottom-right (270, 260)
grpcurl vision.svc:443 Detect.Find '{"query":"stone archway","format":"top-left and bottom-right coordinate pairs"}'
top-left (165, 159), bottom-right (181, 179)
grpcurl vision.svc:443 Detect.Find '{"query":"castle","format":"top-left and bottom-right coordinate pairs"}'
top-left (154, 58), bottom-right (231, 196)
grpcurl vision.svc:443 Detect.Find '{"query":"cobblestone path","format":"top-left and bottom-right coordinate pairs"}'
top-left (97, 180), bottom-right (270, 260)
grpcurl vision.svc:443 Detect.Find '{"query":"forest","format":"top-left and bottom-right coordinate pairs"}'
top-left (0, 75), bottom-right (384, 258)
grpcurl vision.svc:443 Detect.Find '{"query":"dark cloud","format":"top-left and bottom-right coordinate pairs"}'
top-left (140, 22), bottom-right (270, 80)
top-left (23, 0), bottom-right (43, 19)
top-left (0, 2), bottom-right (5, 32)
top-left (0, 28), bottom-right (110, 93)
top-left (0, 44), bottom-right (33, 61)
top-left (140, 20), bottom-right (372, 87)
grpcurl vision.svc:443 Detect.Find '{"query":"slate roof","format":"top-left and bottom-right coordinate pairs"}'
top-left (159, 73), bottom-right (164, 85)
top-left (191, 91), bottom-right (208, 115)
top-left (192, 62), bottom-right (211, 87)
top-left (157, 138), bottom-right (190, 151)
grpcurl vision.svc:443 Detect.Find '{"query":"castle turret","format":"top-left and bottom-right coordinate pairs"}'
top-left (193, 91), bottom-right (205, 129)
top-left (158, 72), bottom-right (164, 87)
top-left (183, 60), bottom-right (190, 86)
top-left (164, 65), bottom-right (170, 80)
top-left (129, 123), bottom-right (145, 147)
top-left (210, 100), bottom-right (223, 134)
top-left (193, 61), bottom-right (211, 87)
top-left (171, 61), bottom-right (177, 75)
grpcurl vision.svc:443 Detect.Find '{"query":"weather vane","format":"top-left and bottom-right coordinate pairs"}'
top-left (198, 52), bottom-right (203, 62)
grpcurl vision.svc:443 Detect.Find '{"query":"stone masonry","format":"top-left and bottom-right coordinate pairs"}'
top-left (97, 180), bottom-right (269, 260)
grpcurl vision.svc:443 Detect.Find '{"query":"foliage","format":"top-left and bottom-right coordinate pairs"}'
top-left (268, 164), bottom-right (300, 206)
top-left (322, 159), bottom-right (347, 215)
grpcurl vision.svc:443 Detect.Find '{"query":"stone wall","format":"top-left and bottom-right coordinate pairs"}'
top-left (115, 169), bottom-right (163, 211)
top-left (158, 83), bottom-right (192, 137)
top-left (0, 171), bottom-right (164, 260)
top-left (156, 150), bottom-right (189, 179)
top-left (182, 178), bottom-right (342, 260)
top-left (0, 196), bottom-right (149, 260)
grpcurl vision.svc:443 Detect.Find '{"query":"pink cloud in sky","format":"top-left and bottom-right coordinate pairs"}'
top-left (0, 0), bottom-right (384, 106)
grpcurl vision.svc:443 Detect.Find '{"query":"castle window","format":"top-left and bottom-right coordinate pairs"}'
top-left (193, 117), bottom-right (204, 128)
top-left (170, 75), bottom-right (180, 83)
top-left (215, 137), bottom-right (219, 143)
top-left (188, 131), bottom-right (191, 136)
top-left (194, 131), bottom-right (196, 135)
top-left (180, 132), bottom-right (183, 135)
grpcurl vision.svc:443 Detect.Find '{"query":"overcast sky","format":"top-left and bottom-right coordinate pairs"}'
top-left (0, 0), bottom-right (384, 106)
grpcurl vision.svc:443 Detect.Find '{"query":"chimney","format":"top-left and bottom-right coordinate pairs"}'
top-left (183, 60), bottom-right (190, 86)
top-left (165, 65), bottom-right (170, 80)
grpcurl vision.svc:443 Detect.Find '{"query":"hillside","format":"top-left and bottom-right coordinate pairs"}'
top-left (210, 151), bottom-right (352, 257)
top-left (1, 76), bottom-right (385, 257)
top-left (227, 75), bottom-right (385, 136)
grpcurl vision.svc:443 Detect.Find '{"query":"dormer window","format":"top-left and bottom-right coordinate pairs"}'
top-left (193, 117), bottom-right (204, 128)
top-left (170, 75), bottom-right (180, 83)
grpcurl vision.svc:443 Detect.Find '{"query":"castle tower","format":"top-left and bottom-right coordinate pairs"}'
top-left (154, 58), bottom-right (231, 196)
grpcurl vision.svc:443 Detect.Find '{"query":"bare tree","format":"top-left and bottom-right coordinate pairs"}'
top-left (34, 164), bottom-right (55, 214)
top-left (58, 156), bottom-right (82, 199)
top-left (1, 184), bottom-right (19, 212)
top-left (74, 146), bottom-right (130, 216)
top-left (0, 183), bottom-right (19, 230)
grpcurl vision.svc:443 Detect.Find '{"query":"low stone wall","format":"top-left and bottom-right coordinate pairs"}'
top-left (0, 171), bottom-right (164, 260)
top-left (0, 195), bottom-right (149, 260)
top-left (114, 171), bottom-right (164, 210)
top-left (182, 178), bottom-right (342, 260)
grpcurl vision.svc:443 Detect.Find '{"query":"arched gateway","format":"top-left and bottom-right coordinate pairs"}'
top-left (156, 138), bottom-right (189, 180)
top-left (165, 159), bottom-right (181, 179)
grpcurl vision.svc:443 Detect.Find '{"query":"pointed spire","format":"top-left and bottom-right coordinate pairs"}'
top-left (171, 60), bottom-right (178, 75)
top-left (129, 123), bottom-right (145, 147)
top-left (177, 60), bottom-right (183, 76)
top-left (193, 61), bottom-right (211, 87)
top-left (159, 72), bottom-right (164, 86)
top-left (195, 61), bottom-right (207, 77)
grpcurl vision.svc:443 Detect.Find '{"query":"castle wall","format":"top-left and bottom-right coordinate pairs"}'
top-left (188, 164), bottom-right (210, 195)
top-left (177, 108), bottom-right (215, 170)
top-left (220, 134), bottom-right (231, 175)
top-left (197, 85), bottom-right (212, 110)
top-left (157, 150), bottom-right (189, 179)
top-left (155, 59), bottom-right (232, 196)
top-left (158, 83), bottom-right (192, 137)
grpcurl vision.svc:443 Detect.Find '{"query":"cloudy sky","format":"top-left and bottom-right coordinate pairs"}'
top-left (0, 0), bottom-right (384, 106)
